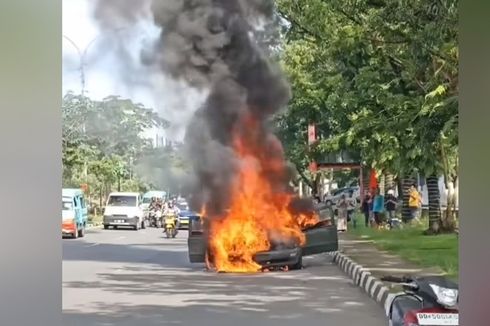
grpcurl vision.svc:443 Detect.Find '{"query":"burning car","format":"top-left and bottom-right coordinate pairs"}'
top-left (187, 205), bottom-right (338, 272)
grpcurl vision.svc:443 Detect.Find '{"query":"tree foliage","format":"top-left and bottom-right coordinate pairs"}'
top-left (275, 0), bottom-right (458, 178)
top-left (62, 92), bottom-right (174, 204)
top-left (274, 0), bottom-right (458, 231)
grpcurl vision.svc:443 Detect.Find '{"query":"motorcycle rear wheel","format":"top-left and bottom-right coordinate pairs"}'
top-left (166, 229), bottom-right (172, 238)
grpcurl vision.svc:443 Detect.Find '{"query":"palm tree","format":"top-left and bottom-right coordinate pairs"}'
top-left (426, 175), bottom-right (442, 233)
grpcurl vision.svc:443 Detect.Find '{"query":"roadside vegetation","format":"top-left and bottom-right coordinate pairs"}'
top-left (349, 214), bottom-right (458, 280)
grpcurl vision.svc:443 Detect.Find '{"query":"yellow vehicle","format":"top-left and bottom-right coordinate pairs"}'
top-left (164, 214), bottom-right (178, 238)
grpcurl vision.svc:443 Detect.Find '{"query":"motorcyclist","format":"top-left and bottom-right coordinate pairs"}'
top-left (156, 198), bottom-right (164, 210)
top-left (163, 201), bottom-right (181, 229)
top-left (146, 197), bottom-right (158, 225)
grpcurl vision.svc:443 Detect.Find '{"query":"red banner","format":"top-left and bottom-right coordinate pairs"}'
top-left (307, 124), bottom-right (316, 145)
top-left (369, 169), bottom-right (378, 191)
top-left (309, 161), bottom-right (317, 173)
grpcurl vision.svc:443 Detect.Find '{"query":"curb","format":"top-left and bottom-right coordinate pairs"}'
top-left (333, 251), bottom-right (402, 317)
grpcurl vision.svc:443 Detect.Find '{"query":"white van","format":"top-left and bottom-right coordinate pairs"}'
top-left (103, 192), bottom-right (144, 230)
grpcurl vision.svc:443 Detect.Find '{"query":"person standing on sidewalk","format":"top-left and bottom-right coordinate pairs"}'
top-left (385, 189), bottom-right (397, 220)
top-left (408, 183), bottom-right (422, 222)
top-left (361, 190), bottom-right (372, 227)
top-left (372, 188), bottom-right (385, 229)
top-left (346, 190), bottom-right (357, 228)
top-left (336, 194), bottom-right (349, 232)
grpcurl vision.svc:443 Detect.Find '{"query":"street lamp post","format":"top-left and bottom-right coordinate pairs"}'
top-left (63, 28), bottom-right (127, 186)
top-left (63, 27), bottom-right (126, 96)
top-left (62, 35), bottom-right (99, 97)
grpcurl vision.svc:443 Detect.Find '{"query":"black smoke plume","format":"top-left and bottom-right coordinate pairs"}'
top-left (93, 0), bottom-right (315, 219)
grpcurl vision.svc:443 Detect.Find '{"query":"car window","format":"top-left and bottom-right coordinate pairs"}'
top-left (79, 196), bottom-right (85, 209)
top-left (62, 200), bottom-right (73, 211)
top-left (107, 196), bottom-right (137, 207)
top-left (332, 189), bottom-right (344, 196)
top-left (318, 208), bottom-right (331, 221)
top-left (177, 202), bottom-right (188, 210)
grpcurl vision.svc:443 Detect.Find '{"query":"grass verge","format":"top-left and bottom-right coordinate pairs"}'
top-left (349, 214), bottom-right (459, 280)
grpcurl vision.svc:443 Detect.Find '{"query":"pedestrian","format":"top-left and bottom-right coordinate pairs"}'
top-left (361, 190), bottom-right (372, 227)
top-left (327, 202), bottom-right (335, 222)
top-left (313, 195), bottom-right (321, 205)
top-left (385, 189), bottom-right (397, 220)
top-left (408, 183), bottom-right (422, 222)
top-left (347, 190), bottom-right (357, 228)
top-left (336, 194), bottom-right (348, 232)
top-left (372, 188), bottom-right (385, 229)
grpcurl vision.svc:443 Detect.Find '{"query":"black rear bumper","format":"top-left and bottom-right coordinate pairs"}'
top-left (253, 247), bottom-right (302, 268)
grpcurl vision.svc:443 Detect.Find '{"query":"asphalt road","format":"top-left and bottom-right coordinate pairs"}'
top-left (63, 227), bottom-right (386, 326)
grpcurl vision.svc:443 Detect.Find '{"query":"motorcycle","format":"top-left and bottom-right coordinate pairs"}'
top-left (148, 209), bottom-right (163, 228)
top-left (163, 214), bottom-right (178, 238)
top-left (382, 275), bottom-right (458, 326)
top-left (386, 216), bottom-right (403, 230)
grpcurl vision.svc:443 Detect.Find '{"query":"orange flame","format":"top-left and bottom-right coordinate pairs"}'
top-left (206, 114), bottom-right (319, 273)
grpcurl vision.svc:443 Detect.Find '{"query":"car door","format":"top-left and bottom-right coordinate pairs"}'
top-left (79, 195), bottom-right (88, 223)
top-left (73, 196), bottom-right (81, 225)
top-left (187, 217), bottom-right (206, 263)
top-left (301, 213), bottom-right (339, 256)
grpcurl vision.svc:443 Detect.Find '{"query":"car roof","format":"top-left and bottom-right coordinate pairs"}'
top-left (143, 191), bottom-right (166, 197)
top-left (108, 192), bottom-right (140, 196)
top-left (62, 188), bottom-right (84, 197)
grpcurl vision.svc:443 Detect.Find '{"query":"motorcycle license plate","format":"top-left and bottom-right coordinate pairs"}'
top-left (416, 313), bottom-right (458, 325)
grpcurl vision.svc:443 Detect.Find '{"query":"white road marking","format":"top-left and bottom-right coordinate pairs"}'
top-left (86, 243), bottom-right (100, 248)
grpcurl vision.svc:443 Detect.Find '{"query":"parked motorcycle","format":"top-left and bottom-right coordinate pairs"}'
top-left (163, 214), bottom-right (178, 238)
top-left (385, 217), bottom-right (403, 230)
top-left (382, 275), bottom-right (458, 326)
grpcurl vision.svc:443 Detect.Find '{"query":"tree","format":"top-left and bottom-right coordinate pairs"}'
top-left (275, 0), bottom-right (458, 233)
top-left (62, 92), bottom-right (170, 203)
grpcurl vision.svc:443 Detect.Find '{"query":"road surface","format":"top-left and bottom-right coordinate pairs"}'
top-left (63, 227), bottom-right (386, 326)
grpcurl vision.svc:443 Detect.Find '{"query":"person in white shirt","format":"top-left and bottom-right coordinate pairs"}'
top-left (346, 190), bottom-right (357, 227)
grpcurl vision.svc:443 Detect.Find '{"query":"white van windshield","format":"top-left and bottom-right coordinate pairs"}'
top-left (142, 197), bottom-right (152, 204)
top-left (107, 196), bottom-right (137, 207)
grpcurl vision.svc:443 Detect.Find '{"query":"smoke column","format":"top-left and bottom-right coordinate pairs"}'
top-left (93, 0), bottom-right (315, 219)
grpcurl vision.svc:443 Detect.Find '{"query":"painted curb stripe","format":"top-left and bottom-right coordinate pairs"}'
top-left (333, 251), bottom-right (402, 312)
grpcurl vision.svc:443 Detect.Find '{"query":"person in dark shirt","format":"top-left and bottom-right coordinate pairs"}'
top-left (385, 189), bottom-right (397, 220)
top-left (361, 190), bottom-right (372, 227)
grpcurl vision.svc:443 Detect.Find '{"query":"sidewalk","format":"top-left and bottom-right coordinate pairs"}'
top-left (333, 232), bottom-right (445, 315)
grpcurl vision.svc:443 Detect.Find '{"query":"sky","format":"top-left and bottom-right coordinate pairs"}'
top-left (62, 0), bottom-right (205, 141)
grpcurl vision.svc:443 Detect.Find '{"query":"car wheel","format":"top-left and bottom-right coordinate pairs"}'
top-left (78, 224), bottom-right (85, 238)
top-left (103, 225), bottom-right (109, 230)
top-left (289, 255), bottom-right (303, 270)
top-left (72, 226), bottom-right (78, 239)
